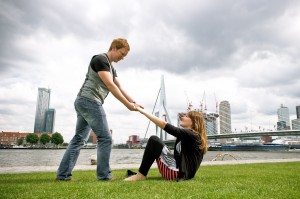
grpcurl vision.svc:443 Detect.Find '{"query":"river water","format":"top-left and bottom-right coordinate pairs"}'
top-left (0, 149), bottom-right (300, 167)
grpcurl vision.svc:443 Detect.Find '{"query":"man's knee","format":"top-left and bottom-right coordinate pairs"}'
top-left (97, 134), bottom-right (112, 145)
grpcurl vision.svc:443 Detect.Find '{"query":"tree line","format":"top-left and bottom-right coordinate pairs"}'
top-left (18, 132), bottom-right (65, 148)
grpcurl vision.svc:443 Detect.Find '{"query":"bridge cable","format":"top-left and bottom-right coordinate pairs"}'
top-left (143, 88), bottom-right (161, 139)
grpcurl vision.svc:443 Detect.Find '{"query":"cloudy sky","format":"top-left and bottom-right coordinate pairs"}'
top-left (1, 0), bottom-right (299, 143)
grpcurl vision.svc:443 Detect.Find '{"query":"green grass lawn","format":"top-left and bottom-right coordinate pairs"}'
top-left (0, 162), bottom-right (299, 199)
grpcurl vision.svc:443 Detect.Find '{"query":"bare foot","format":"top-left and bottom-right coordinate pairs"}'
top-left (124, 172), bottom-right (146, 182)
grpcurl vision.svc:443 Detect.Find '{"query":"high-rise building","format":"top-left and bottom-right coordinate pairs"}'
top-left (205, 113), bottom-right (219, 135)
top-left (45, 108), bottom-right (56, 133)
top-left (296, 106), bottom-right (300, 119)
top-left (277, 104), bottom-right (290, 130)
top-left (291, 119), bottom-right (300, 130)
top-left (291, 106), bottom-right (300, 130)
top-left (219, 101), bottom-right (232, 134)
top-left (34, 88), bottom-right (51, 133)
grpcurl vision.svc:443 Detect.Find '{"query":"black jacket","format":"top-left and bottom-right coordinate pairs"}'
top-left (164, 123), bottom-right (204, 179)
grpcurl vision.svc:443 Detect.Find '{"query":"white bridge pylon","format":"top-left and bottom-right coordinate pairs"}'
top-left (155, 75), bottom-right (173, 141)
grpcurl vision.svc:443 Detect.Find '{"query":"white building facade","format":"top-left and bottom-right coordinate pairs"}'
top-left (277, 104), bottom-right (290, 130)
top-left (219, 101), bottom-right (232, 134)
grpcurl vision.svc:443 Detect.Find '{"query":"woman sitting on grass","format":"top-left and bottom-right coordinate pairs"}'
top-left (124, 107), bottom-right (207, 181)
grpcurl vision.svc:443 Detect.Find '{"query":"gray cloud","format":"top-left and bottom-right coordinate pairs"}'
top-left (120, 0), bottom-right (300, 76)
top-left (2, 0), bottom-right (299, 75)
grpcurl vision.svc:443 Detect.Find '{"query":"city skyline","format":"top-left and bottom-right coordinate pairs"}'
top-left (0, 1), bottom-right (299, 143)
top-left (1, 83), bottom-right (300, 142)
top-left (1, 97), bottom-right (299, 141)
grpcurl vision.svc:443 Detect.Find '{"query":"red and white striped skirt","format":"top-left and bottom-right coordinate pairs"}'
top-left (156, 146), bottom-right (179, 180)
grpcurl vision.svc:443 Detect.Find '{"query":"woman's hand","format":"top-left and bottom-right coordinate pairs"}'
top-left (136, 106), bottom-right (144, 112)
top-left (134, 102), bottom-right (144, 109)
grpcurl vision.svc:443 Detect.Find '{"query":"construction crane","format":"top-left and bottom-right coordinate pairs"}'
top-left (214, 93), bottom-right (219, 114)
top-left (200, 91), bottom-right (207, 113)
top-left (185, 91), bottom-right (193, 111)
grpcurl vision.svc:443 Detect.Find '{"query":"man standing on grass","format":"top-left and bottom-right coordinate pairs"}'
top-left (56, 38), bottom-right (142, 181)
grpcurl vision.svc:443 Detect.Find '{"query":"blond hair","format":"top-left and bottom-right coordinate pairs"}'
top-left (187, 111), bottom-right (208, 154)
top-left (109, 38), bottom-right (130, 51)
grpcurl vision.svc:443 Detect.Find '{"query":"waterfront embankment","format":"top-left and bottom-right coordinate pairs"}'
top-left (1, 148), bottom-right (300, 174)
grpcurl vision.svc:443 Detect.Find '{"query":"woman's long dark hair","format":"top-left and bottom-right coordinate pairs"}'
top-left (187, 111), bottom-right (208, 154)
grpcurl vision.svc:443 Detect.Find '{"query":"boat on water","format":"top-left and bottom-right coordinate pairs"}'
top-left (218, 144), bottom-right (289, 151)
top-left (208, 143), bottom-right (289, 151)
top-left (209, 142), bottom-right (290, 151)
top-left (269, 137), bottom-right (300, 150)
top-left (209, 137), bottom-right (300, 151)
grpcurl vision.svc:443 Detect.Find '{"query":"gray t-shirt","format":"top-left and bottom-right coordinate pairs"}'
top-left (77, 54), bottom-right (117, 103)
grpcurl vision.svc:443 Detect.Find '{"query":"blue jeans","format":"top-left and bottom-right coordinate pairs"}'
top-left (56, 96), bottom-right (112, 180)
